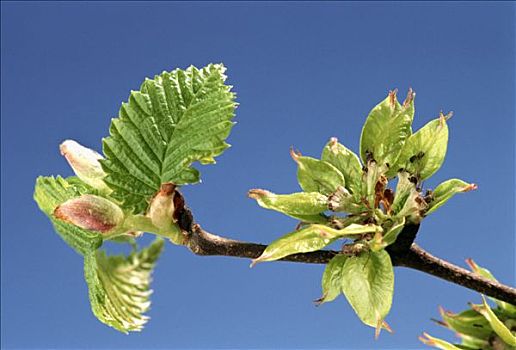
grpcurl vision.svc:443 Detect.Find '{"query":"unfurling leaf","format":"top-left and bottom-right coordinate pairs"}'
top-left (251, 224), bottom-right (380, 266)
top-left (34, 176), bottom-right (103, 255)
top-left (369, 217), bottom-right (406, 251)
top-left (317, 255), bottom-right (347, 305)
top-left (340, 250), bottom-right (394, 336)
top-left (84, 238), bottom-right (164, 333)
top-left (419, 332), bottom-right (462, 350)
top-left (466, 259), bottom-right (516, 316)
top-left (60, 140), bottom-right (111, 193)
top-left (359, 89), bottom-right (415, 169)
top-left (471, 297), bottom-right (516, 346)
top-left (327, 186), bottom-right (364, 214)
top-left (439, 307), bottom-right (492, 339)
top-left (101, 64), bottom-right (237, 213)
top-left (391, 113), bottom-right (449, 180)
top-left (291, 150), bottom-right (345, 195)
top-left (426, 179), bottom-right (477, 216)
top-left (248, 189), bottom-right (328, 223)
top-left (54, 195), bottom-right (125, 234)
top-left (321, 137), bottom-right (363, 196)
top-left (391, 171), bottom-right (417, 214)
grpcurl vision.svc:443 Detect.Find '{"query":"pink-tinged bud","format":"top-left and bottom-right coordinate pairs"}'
top-left (148, 183), bottom-right (177, 231)
top-left (60, 140), bottom-right (110, 192)
top-left (54, 195), bottom-right (124, 234)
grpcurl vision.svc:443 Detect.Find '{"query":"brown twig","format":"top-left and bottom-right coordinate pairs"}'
top-left (177, 199), bottom-right (516, 305)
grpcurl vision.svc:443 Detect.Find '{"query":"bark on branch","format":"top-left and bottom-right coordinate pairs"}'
top-left (177, 202), bottom-right (516, 305)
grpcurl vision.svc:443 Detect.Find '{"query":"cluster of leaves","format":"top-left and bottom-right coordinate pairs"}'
top-left (249, 89), bottom-right (477, 337)
top-left (421, 260), bottom-right (516, 349)
top-left (34, 64), bottom-right (237, 332)
top-left (34, 63), bottom-right (489, 340)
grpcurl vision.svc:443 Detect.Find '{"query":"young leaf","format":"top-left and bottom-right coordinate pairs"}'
top-left (291, 150), bottom-right (345, 195)
top-left (369, 217), bottom-right (406, 251)
top-left (419, 332), bottom-right (463, 350)
top-left (327, 186), bottom-right (365, 214)
top-left (340, 250), bottom-right (394, 333)
top-left (321, 137), bottom-right (363, 196)
top-left (426, 179), bottom-right (477, 216)
top-left (248, 189), bottom-right (328, 222)
top-left (391, 171), bottom-right (417, 214)
top-left (472, 297), bottom-right (516, 346)
top-left (359, 89), bottom-right (415, 168)
top-left (390, 113), bottom-right (449, 180)
top-left (34, 176), bottom-right (103, 255)
top-left (252, 224), bottom-right (380, 266)
top-left (466, 259), bottom-right (516, 317)
top-left (101, 64), bottom-right (237, 213)
top-left (439, 307), bottom-right (492, 340)
top-left (317, 255), bottom-right (348, 305)
top-left (84, 238), bottom-right (164, 333)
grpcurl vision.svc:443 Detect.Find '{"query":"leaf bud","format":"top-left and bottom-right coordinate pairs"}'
top-left (148, 183), bottom-right (178, 232)
top-left (54, 195), bottom-right (124, 234)
top-left (60, 140), bottom-right (110, 192)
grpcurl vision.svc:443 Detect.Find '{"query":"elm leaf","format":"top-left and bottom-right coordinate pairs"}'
top-left (248, 189), bottom-right (328, 223)
top-left (252, 224), bottom-right (380, 266)
top-left (34, 176), bottom-right (103, 255)
top-left (341, 250), bottom-right (394, 334)
top-left (439, 308), bottom-right (492, 340)
top-left (472, 297), bottom-right (516, 346)
top-left (101, 64), bottom-right (237, 213)
top-left (390, 114), bottom-right (449, 180)
top-left (426, 179), bottom-right (477, 216)
top-left (360, 89), bottom-right (415, 168)
top-left (317, 255), bottom-right (348, 305)
top-left (291, 150), bottom-right (345, 195)
top-left (321, 137), bottom-right (363, 196)
top-left (419, 333), bottom-right (463, 350)
top-left (466, 259), bottom-right (516, 317)
top-left (84, 238), bottom-right (164, 333)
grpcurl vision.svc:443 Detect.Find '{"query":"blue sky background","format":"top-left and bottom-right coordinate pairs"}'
top-left (1, 2), bottom-right (514, 349)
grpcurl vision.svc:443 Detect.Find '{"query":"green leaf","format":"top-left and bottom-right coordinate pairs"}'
top-left (341, 250), bottom-right (394, 332)
top-left (390, 114), bottom-right (449, 180)
top-left (101, 64), bottom-right (237, 213)
top-left (391, 172), bottom-right (417, 214)
top-left (34, 176), bottom-right (103, 255)
top-left (458, 334), bottom-right (489, 349)
top-left (84, 238), bottom-right (164, 333)
top-left (426, 179), bottom-right (477, 216)
top-left (466, 259), bottom-right (516, 317)
top-left (291, 151), bottom-right (345, 195)
top-left (327, 186), bottom-right (365, 214)
top-left (359, 90), bottom-right (415, 168)
top-left (370, 217), bottom-right (405, 251)
top-left (248, 189), bottom-right (328, 223)
top-left (391, 171), bottom-right (427, 223)
top-left (252, 224), bottom-right (380, 266)
top-left (439, 308), bottom-right (492, 340)
top-left (472, 297), bottom-right (516, 346)
top-left (317, 255), bottom-right (348, 305)
top-left (420, 332), bottom-right (463, 350)
top-left (321, 138), bottom-right (363, 196)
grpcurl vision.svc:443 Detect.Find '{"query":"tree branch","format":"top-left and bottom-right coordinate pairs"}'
top-left (176, 200), bottom-right (516, 305)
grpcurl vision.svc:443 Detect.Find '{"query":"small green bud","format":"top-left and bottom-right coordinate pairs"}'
top-left (54, 195), bottom-right (124, 234)
top-left (148, 183), bottom-right (178, 232)
top-left (60, 140), bottom-right (110, 192)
